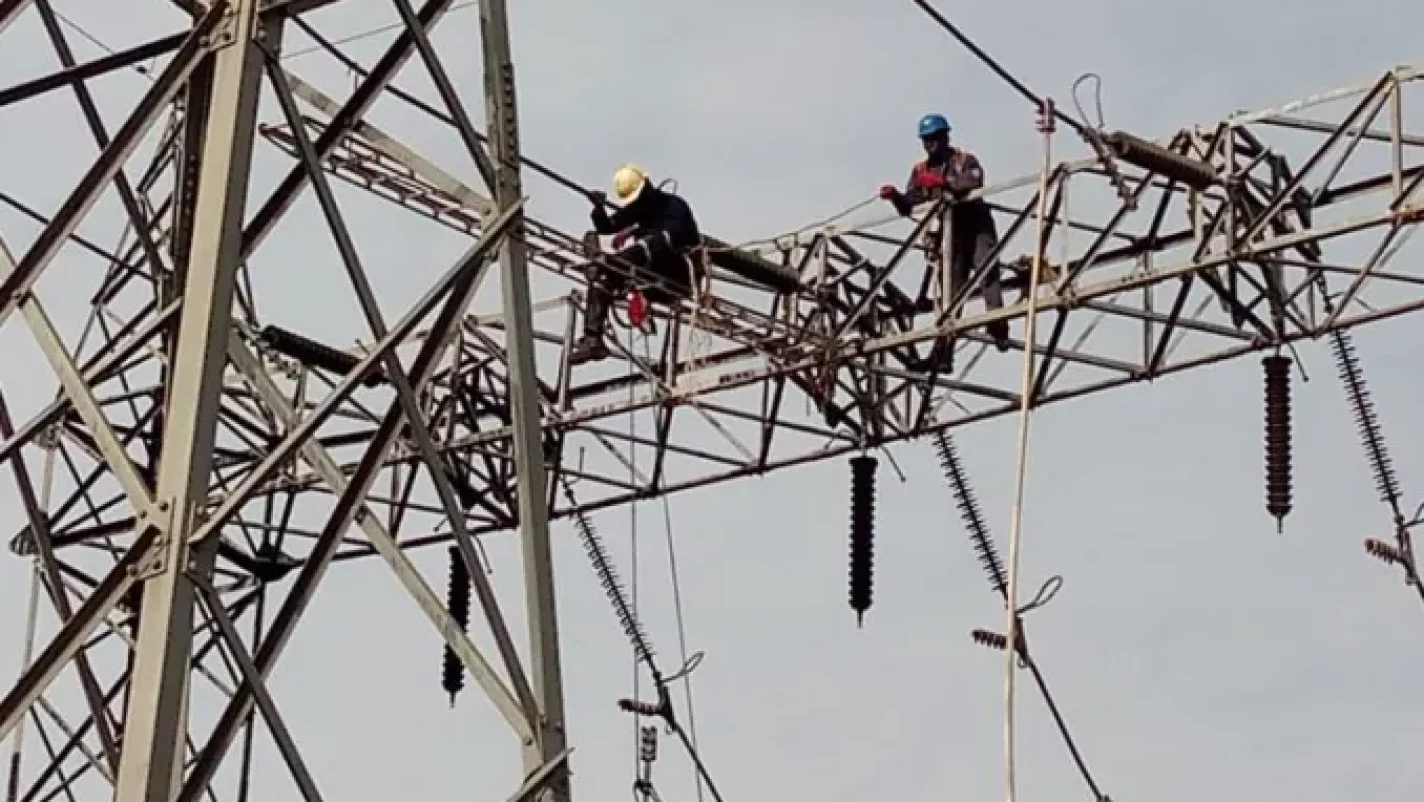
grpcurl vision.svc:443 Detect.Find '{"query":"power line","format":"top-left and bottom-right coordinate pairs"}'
top-left (908, 0), bottom-right (1087, 137)
top-left (283, 1), bottom-right (479, 60)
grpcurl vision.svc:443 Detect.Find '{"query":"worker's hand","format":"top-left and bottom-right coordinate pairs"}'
top-left (914, 170), bottom-right (946, 190)
top-left (878, 184), bottom-right (899, 200)
top-left (611, 229), bottom-right (632, 249)
top-left (587, 190), bottom-right (607, 206)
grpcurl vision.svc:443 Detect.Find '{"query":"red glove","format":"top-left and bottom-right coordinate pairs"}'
top-left (611, 229), bottom-right (632, 249)
top-left (878, 184), bottom-right (899, 200)
top-left (915, 170), bottom-right (946, 190)
top-left (627, 290), bottom-right (651, 330)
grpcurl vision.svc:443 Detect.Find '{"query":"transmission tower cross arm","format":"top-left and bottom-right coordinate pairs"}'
top-left (230, 66), bottom-right (1424, 553)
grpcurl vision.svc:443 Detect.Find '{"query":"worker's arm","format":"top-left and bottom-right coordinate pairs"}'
top-left (589, 203), bottom-right (623, 235)
top-left (590, 202), bottom-right (636, 234)
top-left (877, 168), bottom-right (919, 217)
top-left (657, 203), bottom-right (698, 248)
top-left (945, 152), bottom-right (985, 196)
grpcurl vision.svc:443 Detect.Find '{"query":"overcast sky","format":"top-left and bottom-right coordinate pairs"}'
top-left (1, 1), bottom-right (1423, 801)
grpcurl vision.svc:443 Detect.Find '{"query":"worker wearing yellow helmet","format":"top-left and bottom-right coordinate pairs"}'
top-left (572, 164), bottom-right (703, 364)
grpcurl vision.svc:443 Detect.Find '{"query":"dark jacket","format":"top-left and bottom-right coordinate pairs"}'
top-left (591, 183), bottom-right (701, 251)
top-left (894, 148), bottom-right (996, 237)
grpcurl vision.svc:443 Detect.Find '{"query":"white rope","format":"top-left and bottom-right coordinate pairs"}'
top-left (727, 196), bottom-right (880, 252)
top-left (1002, 108), bottom-right (1055, 802)
top-left (627, 326), bottom-right (643, 783)
top-left (640, 333), bottom-right (706, 802)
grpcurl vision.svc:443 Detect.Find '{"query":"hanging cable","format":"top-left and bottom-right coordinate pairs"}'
top-left (560, 418), bottom-right (720, 802)
top-left (628, 328), bottom-right (709, 802)
top-left (1070, 73), bottom-right (1106, 130)
top-left (933, 431), bottom-right (1111, 802)
top-left (49, 8), bottom-right (153, 77)
top-left (283, 1), bottom-right (480, 60)
top-left (627, 326), bottom-right (643, 783)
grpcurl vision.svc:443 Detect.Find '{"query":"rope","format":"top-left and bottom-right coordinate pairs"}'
top-left (1070, 73), bottom-right (1107, 130)
top-left (718, 196), bottom-right (881, 252)
top-left (620, 325), bottom-right (709, 802)
top-left (1000, 104), bottom-right (1056, 802)
top-left (627, 326), bottom-right (643, 784)
top-left (284, 1), bottom-right (480, 60)
top-left (47, 8), bottom-right (155, 77)
top-left (640, 332), bottom-right (707, 802)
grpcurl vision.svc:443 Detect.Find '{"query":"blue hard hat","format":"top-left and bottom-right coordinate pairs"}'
top-left (918, 113), bottom-right (951, 137)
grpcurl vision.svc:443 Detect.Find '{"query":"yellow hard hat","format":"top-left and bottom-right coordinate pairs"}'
top-left (612, 164), bottom-right (648, 203)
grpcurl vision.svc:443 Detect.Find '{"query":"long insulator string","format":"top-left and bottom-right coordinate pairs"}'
top-left (848, 454), bottom-right (878, 626)
top-left (1329, 330), bottom-right (1401, 513)
top-left (441, 545), bottom-right (472, 705)
top-left (566, 469), bottom-right (723, 802)
top-left (1327, 327), bottom-right (1424, 604)
top-left (562, 479), bottom-right (659, 676)
top-left (937, 434), bottom-right (1110, 801)
top-left (933, 431), bottom-right (1007, 599)
top-left (1262, 354), bottom-right (1294, 533)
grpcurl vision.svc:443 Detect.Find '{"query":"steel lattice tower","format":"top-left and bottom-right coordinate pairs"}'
top-left (0, 1), bottom-right (1422, 800)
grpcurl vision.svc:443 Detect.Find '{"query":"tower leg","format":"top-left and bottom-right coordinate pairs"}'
top-left (477, 0), bottom-right (571, 797)
top-left (114, 4), bottom-right (277, 801)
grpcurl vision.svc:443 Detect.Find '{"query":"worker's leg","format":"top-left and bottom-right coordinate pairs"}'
top-left (644, 246), bottom-right (698, 302)
top-left (969, 230), bottom-right (1010, 351)
top-left (570, 258), bottom-right (633, 364)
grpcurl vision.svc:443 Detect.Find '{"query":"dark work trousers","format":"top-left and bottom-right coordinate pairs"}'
top-left (949, 229), bottom-right (1005, 313)
top-left (583, 234), bottom-right (699, 340)
top-left (919, 226), bottom-right (1009, 369)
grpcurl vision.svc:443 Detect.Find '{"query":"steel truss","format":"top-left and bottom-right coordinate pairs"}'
top-left (0, 0), bottom-right (565, 800)
top-left (249, 64), bottom-right (1424, 538)
top-left (0, 0), bottom-right (1420, 797)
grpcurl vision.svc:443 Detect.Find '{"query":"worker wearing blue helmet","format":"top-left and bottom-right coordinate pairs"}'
top-left (880, 113), bottom-right (1009, 356)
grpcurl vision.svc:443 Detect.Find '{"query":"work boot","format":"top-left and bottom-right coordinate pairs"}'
top-left (987, 320), bottom-right (1010, 352)
top-left (567, 335), bottom-right (609, 366)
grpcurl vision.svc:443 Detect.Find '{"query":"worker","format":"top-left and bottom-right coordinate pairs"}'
top-left (879, 113), bottom-right (1010, 354)
top-left (569, 164), bottom-right (704, 365)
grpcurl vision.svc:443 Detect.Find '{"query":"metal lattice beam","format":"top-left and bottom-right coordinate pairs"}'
top-left (0, 0), bottom-right (1420, 798)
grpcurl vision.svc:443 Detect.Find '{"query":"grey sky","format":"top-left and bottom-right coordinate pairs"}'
top-left (1, 1), bottom-right (1422, 801)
